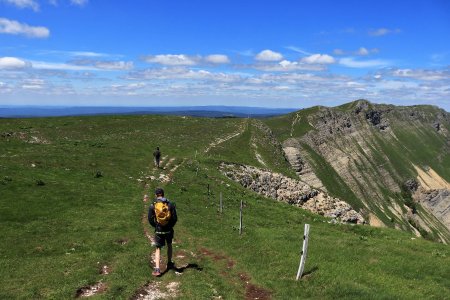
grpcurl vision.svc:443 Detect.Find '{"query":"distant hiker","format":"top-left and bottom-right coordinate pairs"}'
top-left (148, 187), bottom-right (177, 277)
top-left (153, 147), bottom-right (161, 168)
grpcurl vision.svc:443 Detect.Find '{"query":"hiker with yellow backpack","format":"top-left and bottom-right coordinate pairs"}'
top-left (148, 187), bottom-right (178, 277)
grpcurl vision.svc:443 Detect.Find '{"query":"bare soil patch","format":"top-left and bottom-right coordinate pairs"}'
top-left (131, 281), bottom-right (179, 300)
top-left (116, 238), bottom-right (129, 245)
top-left (75, 281), bottom-right (107, 298)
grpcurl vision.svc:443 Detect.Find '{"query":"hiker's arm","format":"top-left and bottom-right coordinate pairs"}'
top-left (148, 205), bottom-right (156, 227)
top-left (171, 204), bottom-right (178, 227)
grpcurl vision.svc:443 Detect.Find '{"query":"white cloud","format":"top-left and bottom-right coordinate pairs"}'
top-left (333, 49), bottom-right (345, 56)
top-left (252, 60), bottom-right (326, 72)
top-left (126, 67), bottom-right (242, 83)
top-left (369, 28), bottom-right (401, 36)
top-left (285, 46), bottom-right (312, 55)
top-left (3, 0), bottom-right (39, 11)
top-left (0, 18), bottom-right (49, 38)
top-left (22, 78), bottom-right (45, 90)
top-left (391, 68), bottom-right (450, 81)
top-left (70, 51), bottom-right (107, 57)
top-left (0, 57), bottom-right (28, 69)
top-left (301, 54), bottom-right (335, 64)
top-left (70, 0), bottom-right (88, 6)
top-left (339, 57), bottom-right (390, 68)
top-left (334, 48), bottom-right (380, 56)
top-left (144, 54), bottom-right (199, 66)
top-left (255, 50), bottom-right (283, 62)
top-left (94, 61), bottom-right (133, 70)
top-left (71, 59), bottom-right (133, 70)
top-left (357, 47), bottom-right (369, 56)
top-left (205, 54), bottom-right (230, 64)
top-left (29, 60), bottom-right (100, 71)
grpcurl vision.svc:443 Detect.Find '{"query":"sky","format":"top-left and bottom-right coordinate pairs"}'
top-left (0, 0), bottom-right (449, 109)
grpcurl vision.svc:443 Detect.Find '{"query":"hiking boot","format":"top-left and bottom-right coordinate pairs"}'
top-left (166, 261), bottom-right (175, 270)
top-left (152, 268), bottom-right (161, 277)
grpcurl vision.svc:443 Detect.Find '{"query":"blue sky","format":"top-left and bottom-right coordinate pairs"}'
top-left (0, 0), bottom-right (449, 109)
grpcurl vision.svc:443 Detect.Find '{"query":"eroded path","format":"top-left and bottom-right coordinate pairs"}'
top-left (204, 119), bottom-right (248, 153)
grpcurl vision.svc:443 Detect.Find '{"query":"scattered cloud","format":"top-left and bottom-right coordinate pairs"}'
top-left (0, 57), bottom-right (28, 69)
top-left (0, 18), bottom-right (50, 38)
top-left (126, 67), bottom-right (242, 83)
top-left (389, 68), bottom-right (450, 81)
top-left (69, 51), bottom-right (108, 57)
top-left (205, 54), bottom-right (230, 64)
top-left (430, 52), bottom-right (448, 63)
top-left (255, 50), bottom-right (283, 62)
top-left (22, 78), bottom-right (45, 90)
top-left (143, 54), bottom-right (200, 66)
top-left (70, 0), bottom-right (88, 6)
top-left (70, 59), bottom-right (133, 70)
top-left (339, 57), bottom-right (390, 68)
top-left (334, 47), bottom-right (380, 56)
top-left (333, 49), bottom-right (345, 56)
top-left (2, 0), bottom-right (39, 11)
top-left (251, 60), bottom-right (326, 72)
top-left (143, 53), bottom-right (230, 65)
top-left (357, 47), bottom-right (369, 56)
top-left (301, 54), bottom-right (335, 64)
top-left (234, 49), bottom-right (254, 57)
top-left (369, 28), bottom-right (401, 36)
top-left (29, 60), bottom-right (101, 71)
top-left (285, 46), bottom-right (312, 55)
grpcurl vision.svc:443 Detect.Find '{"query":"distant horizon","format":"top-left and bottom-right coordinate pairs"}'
top-left (0, 1), bottom-right (449, 110)
top-left (1, 99), bottom-right (449, 111)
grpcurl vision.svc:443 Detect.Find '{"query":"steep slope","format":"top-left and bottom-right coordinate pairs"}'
top-left (264, 100), bottom-right (450, 243)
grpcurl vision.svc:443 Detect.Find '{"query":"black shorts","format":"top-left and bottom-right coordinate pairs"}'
top-left (154, 231), bottom-right (173, 248)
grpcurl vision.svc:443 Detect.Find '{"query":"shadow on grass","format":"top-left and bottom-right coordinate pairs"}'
top-left (160, 263), bottom-right (203, 277)
top-left (301, 266), bottom-right (319, 278)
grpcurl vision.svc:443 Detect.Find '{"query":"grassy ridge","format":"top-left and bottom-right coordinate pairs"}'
top-left (1, 114), bottom-right (449, 299)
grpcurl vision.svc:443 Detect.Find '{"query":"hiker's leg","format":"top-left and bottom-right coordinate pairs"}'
top-left (155, 247), bottom-right (161, 269)
top-left (167, 243), bottom-right (173, 263)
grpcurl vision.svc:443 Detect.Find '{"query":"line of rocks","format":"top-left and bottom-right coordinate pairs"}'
top-left (219, 162), bottom-right (364, 224)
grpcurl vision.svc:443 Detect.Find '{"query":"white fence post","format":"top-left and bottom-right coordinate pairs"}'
top-left (296, 224), bottom-right (310, 280)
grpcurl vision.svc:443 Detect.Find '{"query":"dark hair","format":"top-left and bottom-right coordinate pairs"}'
top-left (155, 187), bottom-right (164, 196)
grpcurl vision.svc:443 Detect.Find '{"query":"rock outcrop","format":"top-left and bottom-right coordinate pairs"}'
top-left (219, 162), bottom-right (364, 224)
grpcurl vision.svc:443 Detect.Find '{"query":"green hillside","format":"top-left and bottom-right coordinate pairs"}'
top-left (1, 112), bottom-right (449, 299)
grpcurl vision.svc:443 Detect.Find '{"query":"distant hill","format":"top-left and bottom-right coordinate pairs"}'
top-left (0, 105), bottom-right (297, 118)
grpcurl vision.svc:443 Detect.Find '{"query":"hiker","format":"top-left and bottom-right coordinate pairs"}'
top-left (153, 147), bottom-right (161, 168)
top-left (148, 187), bottom-right (177, 276)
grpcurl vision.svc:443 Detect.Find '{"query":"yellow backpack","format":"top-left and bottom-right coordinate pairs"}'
top-left (154, 201), bottom-right (171, 226)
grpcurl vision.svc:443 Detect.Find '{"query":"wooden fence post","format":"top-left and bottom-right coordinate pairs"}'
top-left (296, 224), bottom-right (310, 280)
top-left (239, 200), bottom-right (243, 235)
top-left (207, 184), bottom-right (210, 202)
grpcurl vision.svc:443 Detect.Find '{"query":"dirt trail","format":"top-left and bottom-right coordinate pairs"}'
top-left (290, 112), bottom-right (301, 137)
top-left (204, 119), bottom-right (247, 153)
top-left (136, 153), bottom-right (187, 299)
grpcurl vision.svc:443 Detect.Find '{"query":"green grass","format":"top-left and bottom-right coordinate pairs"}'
top-left (1, 114), bottom-right (449, 299)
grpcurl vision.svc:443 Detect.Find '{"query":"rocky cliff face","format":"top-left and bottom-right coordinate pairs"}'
top-left (266, 100), bottom-right (450, 243)
top-left (219, 162), bottom-right (364, 224)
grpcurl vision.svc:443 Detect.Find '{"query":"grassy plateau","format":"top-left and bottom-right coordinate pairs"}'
top-left (0, 113), bottom-right (449, 299)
